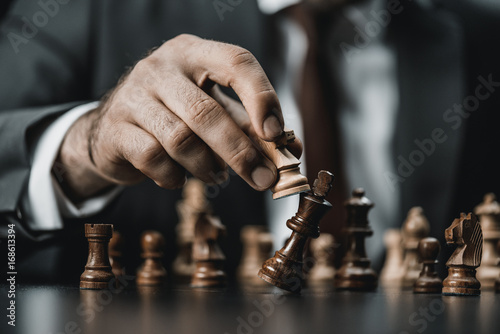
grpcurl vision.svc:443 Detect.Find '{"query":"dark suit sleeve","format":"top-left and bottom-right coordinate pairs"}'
top-left (0, 0), bottom-right (93, 235)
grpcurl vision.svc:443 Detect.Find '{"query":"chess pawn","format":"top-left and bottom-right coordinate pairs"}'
top-left (109, 230), bottom-right (125, 278)
top-left (191, 211), bottom-right (227, 287)
top-left (334, 189), bottom-right (378, 291)
top-left (380, 229), bottom-right (404, 286)
top-left (136, 231), bottom-right (168, 286)
top-left (237, 225), bottom-right (273, 284)
top-left (308, 233), bottom-right (336, 283)
top-left (442, 213), bottom-right (483, 296)
top-left (254, 129), bottom-right (310, 199)
top-left (401, 207), bottom-right (430, 288)
top-left (80, 224), bottom-right (115, 290)
top-left (258, 170), bottom-right (334, 293)
top-left (414, 237), bottom-right (442, 294)
top-left (474, 193), bottom-right (500, 288)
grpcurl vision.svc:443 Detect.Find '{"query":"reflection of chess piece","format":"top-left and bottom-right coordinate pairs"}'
top-left (474, 193), bottom-right (500, 288)
top-left (80, 224), bottom-right (115, 290)
top-left (137, 231), bottom-right (168, 286)
top-left (308, 234), bottom-right (336, 283)
top-left (258, 170), bottom-right (334, 293)
top-left (401, 207), bottom-right (430, 288)
top-left (380, 229), bottom-right (404, 286)
top-left (173, 178), bottom-right (208, 279)
top-left (109, 230), bottom-right (125, 278)
top-left (414, 237), bottom-right (442, 294)
top-left (442, 213), bottom-right (483, 296)
top-left (238, 225), bottom-right (273, 285)
top-left (254, 129), bottom-right (310, 199)
top-left (191, 210), bottom-right (227, 288)
top-left (335, 189), bottom-right (377, 291)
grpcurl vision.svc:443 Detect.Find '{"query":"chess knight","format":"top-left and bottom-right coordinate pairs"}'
top-left (442, 212), bottom-right (483, 296)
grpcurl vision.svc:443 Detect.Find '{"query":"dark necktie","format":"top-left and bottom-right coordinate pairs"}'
top-left (286, 5), bottom-right (348, 245)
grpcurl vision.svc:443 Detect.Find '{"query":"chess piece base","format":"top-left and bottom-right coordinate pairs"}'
top-left (191, 261), bottom-right (227, 288)
top-left (272, 183), bottom-right (311, 200)
top-left (80, 269), bottom-right (115, 290)
top-left (258, 251), bottom-right (303, 293)
top-left (334, 262), bottom-right (378, 291)
top-left (442, 267), bottom-right (481, 296)
top-left (413, 277), bottom-right (442, 294)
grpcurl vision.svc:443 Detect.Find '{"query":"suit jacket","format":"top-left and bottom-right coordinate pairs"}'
top-left (0, 0), bottom-right (499, 282)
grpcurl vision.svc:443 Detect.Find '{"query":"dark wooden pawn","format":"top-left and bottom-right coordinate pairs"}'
top-left (258, 170), bottom-right (334, 293)
top-left (414, 237), bottom-right (442, 293)
top-left (80, 224), bottom-right (115, 290)
top-left (334, 189), bottom-right (378, 290)
top-left (442, 213), bottom-right (483, 296)
top-left (136, 231), bottom-right (168, 286)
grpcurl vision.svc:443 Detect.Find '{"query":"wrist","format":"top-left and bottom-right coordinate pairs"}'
top-left (55, 108), bottom-right (115, 202)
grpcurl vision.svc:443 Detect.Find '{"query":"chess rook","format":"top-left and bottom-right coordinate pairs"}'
top-left (255, 129), bottom-right (310, 199)
top-left (80, 224), bottom-right (115, 290)
top-left (442, 213), bottom-right (483, 296)
top-left (334, 189), bottom-right (378, 291)
top-left (136, 231), bottom-right (168, 286)
top-left (414, 237), bottom-right (442, 294)
top-left (258, 170), bottom-right (334, 293)
top-left (474, 193), bottom-right (500, 288)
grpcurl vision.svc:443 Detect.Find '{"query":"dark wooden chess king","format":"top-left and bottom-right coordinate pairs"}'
top-left (413, 237), bottom-right (442, 294)
top-left (442, 212), bottom-right (483, 296)
top-left (258, 170), bottom-right (334, 293)
top-left (334, 189), bottom-right (378, 291)
top-left (80, 224), bottom-right (115, 290)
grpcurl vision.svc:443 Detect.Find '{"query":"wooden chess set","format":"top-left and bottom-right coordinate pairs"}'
top-left (79, 130), bottom-right (500, 296)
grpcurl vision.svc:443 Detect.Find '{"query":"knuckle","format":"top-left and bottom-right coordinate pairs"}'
top-left (227, 47), bottom-right (257, 69)
top-left (227, 138), bottom-right (257, 168)
top-left (168, 124), bottom-right (199, 154)
top-left (188, 97), bottom-right (221, 126)
top-left (135, 139), bottom-right (166, 168)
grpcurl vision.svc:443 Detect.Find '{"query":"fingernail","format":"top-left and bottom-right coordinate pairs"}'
top-left (251, 165), bottom-right (276, 189)
top-left (263, 114), bottom-right (283, 139)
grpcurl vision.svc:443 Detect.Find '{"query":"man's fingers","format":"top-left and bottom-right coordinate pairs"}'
top-left (114, 123), bottom-right (187, 188)
top-left (210, 85), bottom-right (304, 159)
top-left (130, 100), bottom-right (227, 184)
top-left (170, 34), bottom-right (285, 142)
top-left (157, 78), bottom-right (277, 191)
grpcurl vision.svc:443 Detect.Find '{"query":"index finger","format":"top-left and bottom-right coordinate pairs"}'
top-left (178, 35), bottom-right (285, 142)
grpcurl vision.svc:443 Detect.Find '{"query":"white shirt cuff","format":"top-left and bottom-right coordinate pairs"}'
top-left (26, 101), bottom-right (123, 231)
top-left (257, 0), bottom-right (300, 14)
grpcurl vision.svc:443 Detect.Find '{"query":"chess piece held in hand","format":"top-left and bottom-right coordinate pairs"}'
top-left (414, 237), bottom-right (442, 294)
top-left (474, 193), bottom-right (500, 287)
top-left (442, 213), bottom-right (483, 296)
top-left (80, 224), bottom-right (115, 290)
top-left (254, 129), bottom-right (310, 199)
top-left (191, 209), bottom-right (227, 288)
top-left (334, 189), bottom-right (378, 291)
top-left (401, 207), bottom-right (430, 288)
top-left (258, 170), bottom-right (334, 293)
top-left (136, 231), bottom-right (168, 286)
